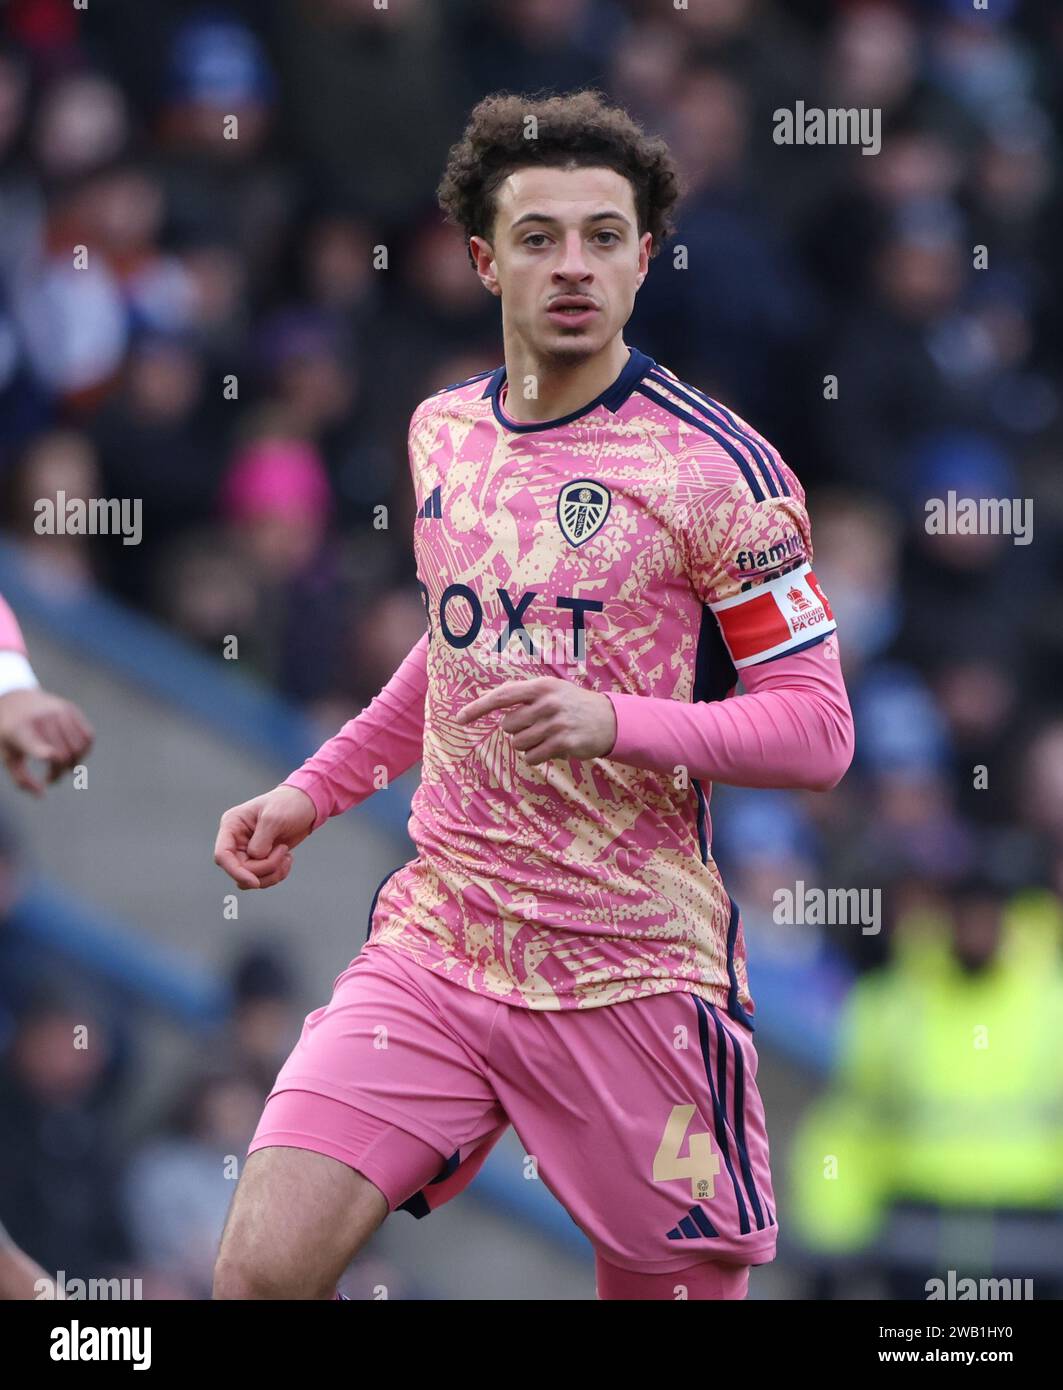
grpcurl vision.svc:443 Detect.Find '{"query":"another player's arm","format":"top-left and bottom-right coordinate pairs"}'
top-left (0, 593), bottom-right (95, 795)
top-left (214, 633), bottom-right (429, 890)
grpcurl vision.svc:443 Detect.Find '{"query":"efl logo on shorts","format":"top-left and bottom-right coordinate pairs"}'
top-left (557, 479), bottom-right (611, 547)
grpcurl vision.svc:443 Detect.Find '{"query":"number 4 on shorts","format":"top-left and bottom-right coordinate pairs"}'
top-left (652, 1104), bottom-right (721, 1202)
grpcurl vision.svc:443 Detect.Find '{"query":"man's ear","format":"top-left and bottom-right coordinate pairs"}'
top-left (636, 231), bottom-right (653, 288)
top-left (470, 235), bottom-right (501, 297)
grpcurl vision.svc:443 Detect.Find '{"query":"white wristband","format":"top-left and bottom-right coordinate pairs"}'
top-left (0, 651), bottom-right (40, 697)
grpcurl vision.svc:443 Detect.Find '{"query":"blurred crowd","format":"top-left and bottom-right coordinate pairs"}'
top-left (0, 881), bottom-right (304, 1298)
top-left (0, 810), bottom-right (425, 1297)
top-left (1, 0), bottom-right (1062, 1296)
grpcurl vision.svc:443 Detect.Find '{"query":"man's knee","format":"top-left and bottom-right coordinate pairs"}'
top-left (212, 1189), bottom-right (326, 1300)
top-left (212, 1235), bottom-right (340, 1300)
top-left (212, 1249), bottom-right (327, 1301)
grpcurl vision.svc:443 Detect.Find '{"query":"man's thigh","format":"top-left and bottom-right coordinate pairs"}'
top-left (224, 941), bottom-right (509, 1285)
top-left (215, 1144), bottom-right (389, 1298)
top-left (252, 940), bottom-right (508, 1172)
top-left (489, 988), bottom-right (778, 1288)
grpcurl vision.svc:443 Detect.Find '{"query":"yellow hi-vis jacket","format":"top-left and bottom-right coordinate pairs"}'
top-left (788, 892), bottom-right (1063, 1254)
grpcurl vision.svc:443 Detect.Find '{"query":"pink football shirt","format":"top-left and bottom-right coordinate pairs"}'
top-left (288, 347), bottom-right (839, 1017)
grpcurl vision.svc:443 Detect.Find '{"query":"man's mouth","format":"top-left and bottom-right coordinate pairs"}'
top-left (546, 298), bottom-right (599, 325)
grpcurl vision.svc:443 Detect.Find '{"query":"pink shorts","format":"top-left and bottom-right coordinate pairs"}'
top-left (248, 939), bottom-right (777, 1276)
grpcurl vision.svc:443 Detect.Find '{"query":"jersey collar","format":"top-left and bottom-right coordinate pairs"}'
top-left (483, 346), bottom-right (657, 434)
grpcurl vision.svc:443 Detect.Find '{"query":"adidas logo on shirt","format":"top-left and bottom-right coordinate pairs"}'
top-left (417, 485), bottom-right (442, 520)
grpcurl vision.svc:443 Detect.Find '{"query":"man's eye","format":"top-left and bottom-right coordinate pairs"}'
top-left (595, 231), bottom-right (621, 244)
top-left (524, 234), bottom-right (549, 247)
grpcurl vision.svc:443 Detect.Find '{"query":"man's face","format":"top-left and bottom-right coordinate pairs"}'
top-left (470, 164), bottom-right (651, 362)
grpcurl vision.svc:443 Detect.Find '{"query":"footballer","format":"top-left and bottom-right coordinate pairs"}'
top-left (213, 89), bottom-right (854, 1302)
top-left (0, 592), bottom-right (94, 1299)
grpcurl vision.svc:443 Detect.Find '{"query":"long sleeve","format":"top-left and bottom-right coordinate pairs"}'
top-left (283, 633), bottom-right (429, 831)
top-left (0, 593), bottom-right (39, 696)
top-left (604, 635), bottom-right (854, 792)
top-left (644, 396), bottom-right (850, 791)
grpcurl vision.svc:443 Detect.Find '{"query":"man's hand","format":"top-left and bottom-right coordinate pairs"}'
top-left (0, 688), bottom-right (95, 795)
top-left (454, 677), bottom-right (617, 765)
top-left (214, 784), bottom-right (317, 890)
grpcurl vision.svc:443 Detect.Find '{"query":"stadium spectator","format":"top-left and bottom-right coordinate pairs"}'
top-left (787, 871), bottom-right (1063, 1299)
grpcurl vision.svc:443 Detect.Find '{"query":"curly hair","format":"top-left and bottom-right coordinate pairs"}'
top-left (437, 89), bottom-right (682, 267)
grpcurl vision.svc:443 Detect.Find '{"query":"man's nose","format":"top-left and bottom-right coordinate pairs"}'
top-left (554, 231), bottom-right (592, 280)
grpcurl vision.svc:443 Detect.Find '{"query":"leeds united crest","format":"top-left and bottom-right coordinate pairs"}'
top-left (557, 479), bottom-right (611, 547)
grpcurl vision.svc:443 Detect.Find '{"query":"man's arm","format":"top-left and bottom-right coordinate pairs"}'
top-left (599, 442), bottom-right (854, 790)
top-left (453, 634), bottom-right (853, 789)
top-left (282, 631), bottom-right (429, 830)
top-left (0, 592), bottom-right (94, 793)
top-left (604, 634), bottom-right (854, 791)
top-left (214, 632), bottom-right (429, 889)
top-left (644, 432), bottom-right (853, 790)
